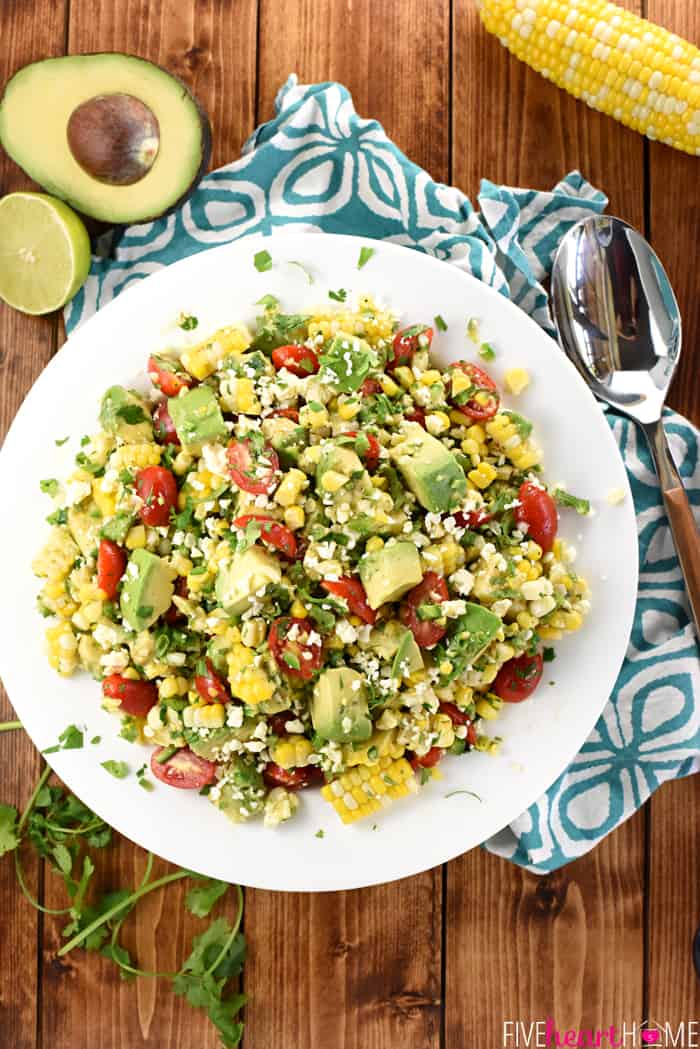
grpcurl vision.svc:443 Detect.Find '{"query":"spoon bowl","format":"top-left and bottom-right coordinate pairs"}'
top-left (552, 215), bottom-right (700, 640)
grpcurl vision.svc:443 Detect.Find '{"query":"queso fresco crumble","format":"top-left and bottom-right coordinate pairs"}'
top-left (33, 279), bottom-right (591, 828)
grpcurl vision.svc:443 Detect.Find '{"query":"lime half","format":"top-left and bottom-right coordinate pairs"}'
top-left (0, 192), bottom-right (91, 315)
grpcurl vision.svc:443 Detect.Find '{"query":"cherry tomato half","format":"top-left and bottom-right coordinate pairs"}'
top-left (232, 514), bottom-right (297, 559)
top-left (492, 652), bottom-right (544, 703)
top-left (453, 508), bottom-right (493, 529)
top-left (515, 482), bottom-right (558, 554)
top-left (150, 746), bottom-right (217, 789)
top-left (135, 466), bottom-right (179, 527)
top-left (405, 407), bottom-right (426, 428)
top-left (341, 430), bottom-right (381, 472)
top-left (409, 747), bottom-right (445, 770)
top-left (400, 571), bottom-right (449, 649)
top-left (448, 362), bottom-right (500, 421)
top-left (268, 712), bottom-right (295, 737)
top-left (389, 324), bottom-right (433, 370)
top-left (153, 400), bottom-right (180, 446)
top-left (267, 407), bottom-right (300, 423)
top-left (97, 539), bottom-right (126, 601)
top-left (263, 762), bottom-right (324, 790)
top-left (269, 617), bottom-right (324, 680)
top-left (271, 344), bottom-right (320, 378)
top-left (102, 674), bottom-right (158, 718)
top-left (147, 354), bottom-right (192, 398)
top-left (438, 701), bottom-right (478, 747)
top-left (227, 438), bottom-right (279, 496)
top-left (360, 378), bottom-right (382, 397)
top-left (194, 660), bottom-right (230, 704)
top-left (164, 576), bottom-right (188, 625)
top-left (321, 577), bottom-right (376, 625)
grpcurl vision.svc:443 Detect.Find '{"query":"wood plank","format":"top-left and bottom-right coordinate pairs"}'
top-left (447, 4), bottom-right (648, 1045)
top-left (645, 1), bottom-right (700, 1031)
top-left (256, 0), bottom-right (451, 179)
top-left (0, 0), bottom-right (69, 1045)
top-left (37, 3), bottom-right (258, 1047)
top-left (445, 815), bottom-right (646, 1048)
top-left (246, 4), bottom-right (450, 1047)
top-left (647, 777), bottom-right (700, 1028)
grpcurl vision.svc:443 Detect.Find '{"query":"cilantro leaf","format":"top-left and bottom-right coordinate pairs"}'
top-left (319, 334), bottom-right (375, 393)
top-left (116, 404), bottom-right (148, 425)
top-left (178, 314), bottom-right (199, 331)
top-left (55, 436), bottom-right (70, 446)
top-left (328, 288), bottom-right (347, 302)
top-left (0, 803), bottom-right (19, 857)
top-left (101, 760), bottom-right (130, 780)
top-left (434, 314), bottom-right (448, 332)
top-left (185, 878), bottom-right (229, 918)
top-left (503, 410), bottom-right (533, 441)
top-left (553, 488), bottom-right (591, 515)
top-left (479, 342), bottom-right (496, 361)
top-left (40, 478), bottom-right (59, 497)
top-left (255, 293), bottom-right (278, 309)
top-left (43, 724), bottom-right (84, 755)
top-left (253, 249), bottom-right (272, 272)
top-left (357, 245), bottom-right (375, 269)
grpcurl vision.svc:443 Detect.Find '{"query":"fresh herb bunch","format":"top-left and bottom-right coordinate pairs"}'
top-left (0, 723), bottom-right (246, 1049)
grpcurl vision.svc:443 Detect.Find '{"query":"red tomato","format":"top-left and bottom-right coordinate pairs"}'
top-left (227, 438), bottom-right (279, 495)
top-left (271, 344), bottom-right (320, 377)
top-left (269, 617), bottom-right (324, 680)
top-left (263, 762), bottom-right (324, 790)
top-left (448, 362), bottom-right (499, 421)
top-left (102, 674), bottom-right (158, 718)
top-left (194, 660), bottom-right (230, 704)
top-left (493, 652), bottom-right (544, 703)
top-left (96, 539), bottom-right (126, 600)
top-left (388, 324), bottom-right (433, 370)
top-left (438, 701), bottom-right (471, 726)
top-left (342, 430), bottom-right (381, 472)
top-left (147, 354), bottom-right (192, 397)
top-left (135, 466), bottom-right (178, 526)
top-left (454, 508), bottom-right (493, 529)
top-left (409, 747), bottom-right (445, 770)
top-left (164, 577), bottom-right (188, 625)
top-left (153, 400), bottom-right (180, 446)
top-left (267, 407), bottom-right (299, 423)
top-left (321, 577), bottom-right (376, 625)
top-left (150, 746), bottom-right (217, 789)
top-left (405, 407), bottom-right (426, 428)
top-left (515, 482), bottom-right (558, 553)
top-left (360, 378), bottom-right (382, 397)
top-left (400, 572), bottom-right (449, 649)
top-left (268, 712), bottom-right (295, 736)
top-left (232, 514), bottom-right (297, 559)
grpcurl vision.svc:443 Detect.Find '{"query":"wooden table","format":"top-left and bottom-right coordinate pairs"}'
top-left (1, 2), bottom-right (699, 1046)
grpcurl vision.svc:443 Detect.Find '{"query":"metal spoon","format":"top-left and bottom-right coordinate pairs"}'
top-left (551, 214), bottom-right (700, 639)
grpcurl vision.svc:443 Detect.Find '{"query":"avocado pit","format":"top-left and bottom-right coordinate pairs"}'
top-left (67, 93), bottom-right (160, 186)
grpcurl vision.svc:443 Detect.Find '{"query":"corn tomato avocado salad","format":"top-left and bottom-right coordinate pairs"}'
top-left (33, 292), bottom-right (591, 827)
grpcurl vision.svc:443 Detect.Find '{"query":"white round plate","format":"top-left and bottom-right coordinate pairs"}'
top-left (0, 232), bottom-right (637, 891)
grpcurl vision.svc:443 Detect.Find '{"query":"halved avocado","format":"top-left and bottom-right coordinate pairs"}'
top-left (0, 53), bottom-right (211, 224)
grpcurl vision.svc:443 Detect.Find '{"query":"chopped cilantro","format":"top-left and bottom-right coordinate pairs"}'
top-left (320, 335), bottom-right (375, 393)
top-left (253, 249), bottom-right (272, 272)
top-left (55, 436), bottom-right (69, 447)
top-left (479, 342), bottom-right (496, 361)
top-left (178, 314), bottom-right (199, 331)
top-left (116, 404), bottom-right (148, 425)
top-left (46, 508), bottom-right (68, 526)
top-left (255, 293), bottom-right (279, 309)
top-left (434, 314), bottom-right (448, 332)
top-left (357, 245), bottom-right (375, 269)
top-left (282, 651), bottom-right (301, 671)
top-left (315, 829), bottom-right (325, 839)
top-left (543, 647), bottom-right (556, 663)
top-left (43, 724), bottom-right (84, 755)
top-left (553, 488), bottom-right (591, 516)
top-left (101, 760), bottom-right (129, 780)
top-left (90, 735), bottom-right (101, 745)
top-left (328, 288), bottom-right (347, 302)
top-left (419, 767), bottom-right (431, 786)
top-left (40, 478), bottom-right (59, 497)
top-left (503, 411), bottom-right (533, 441)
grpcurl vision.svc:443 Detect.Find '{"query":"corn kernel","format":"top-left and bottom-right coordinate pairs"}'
top-left (290, 599), bottom-right (309, 618)
top-left (337, 399), bottom-right (361, 421)
top-left (321, 470), bottom-right (349, 494)
top-left (393, 366), bottom-right (415, 389)
top-left (380, 376), bottom-right (400, 397)
top-left (419, 369), bottom-right (442, 386)
top-left (425, 411), bottom-right (450, 436)
top-left (468, 462), bottom-right (498, 489)
top-left (283, 505), bottom-right (305, 530)
top-left (475, 695), bottom-right (503, 720)
top-left (275, 468), bottom-right (309, 507)
top-left (365, 537), bottom-right (384, 554)
top-left (504, 368), bottom-right (530, 395)
top-left (126, 525), bottom-right (147, 550)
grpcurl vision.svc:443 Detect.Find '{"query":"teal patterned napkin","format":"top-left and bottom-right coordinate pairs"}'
top-left (65, 77), bottom-right (700, 873)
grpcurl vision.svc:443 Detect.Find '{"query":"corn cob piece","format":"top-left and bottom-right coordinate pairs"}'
top-left (477, 0), bottom-right (700, 155)
top-left (321, 755), bottom-right (417, 824)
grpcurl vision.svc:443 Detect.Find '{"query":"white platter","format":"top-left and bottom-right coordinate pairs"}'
top-left (0, 232), bottom-right (637, 890)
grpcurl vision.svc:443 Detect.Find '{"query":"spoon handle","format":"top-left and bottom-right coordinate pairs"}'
top-left (643, 419), bottom-right (700, 639)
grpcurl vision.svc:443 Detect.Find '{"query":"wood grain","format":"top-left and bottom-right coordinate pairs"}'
top-left (447, 5), bottom-right (648, 1046)
top-left (0, 1), bottom-right (69, 1047)
top-left (645, 1), bottom-right (700, 1034)
top-left (445, 815), bottom-right (646, 1048)
top-left (246, 4), bottom-right (450, 1048)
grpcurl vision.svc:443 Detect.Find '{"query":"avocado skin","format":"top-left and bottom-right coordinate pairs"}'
top-left (0, 53), bottom-right (212, 226)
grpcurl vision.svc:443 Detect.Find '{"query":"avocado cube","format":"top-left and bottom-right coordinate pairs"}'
top-left (215, 547), bottom-right (282, 617)
top-left (316, 444), bottom-right (364, 491)
top-left (311, 668), bottom-right (372, 743)
top-left (120, 549), bottom-right (176, 631)
top-left (100, 386), bottom-right (153, 444)
top-left (390, 422), bottom-right (467, 513)
top-left (168, 386), bottom-right (226, 449)
top-left (391, 627), bottom-right (424, 680)
top-left (359, 541), bottom-right (422, 610)
top-left (454, 602), bottom-right (502, 664)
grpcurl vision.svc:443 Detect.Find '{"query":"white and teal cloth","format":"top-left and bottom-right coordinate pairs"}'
top-left (65, 77), bottom-right (700, 873)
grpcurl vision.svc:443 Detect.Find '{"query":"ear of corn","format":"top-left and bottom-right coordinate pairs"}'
top-left (321, 755), bottom-right (417, 824)
top-left (478, 0), bottom-right (700, 156)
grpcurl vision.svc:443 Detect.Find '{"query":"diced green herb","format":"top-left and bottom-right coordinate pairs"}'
top-left (253, 249), bottom-right (272, 272)
top-left (116, 404), bottom-right (148, 425)
top-left (543, 647), bottom-right (556, 663)
top-left (503, 411), bottom-right (533, 441)
top-left (315, 829), bottom-right (325, 839)
top-left (255, 293), bottom-right (279, 309)
top-left (40, 478), bottom-right (59, 497)
top-left (434, 314), bottom-right (448, 332)
top-left (46, 508), bottom-right (68, 526)
top-left (419, 768), bottom-right (431, 786)
top-left (90, 735), bottom-right (101, 745)
top-left (178, 314), bottom-right (199, 331)
top-left (55, 436), bottom-right (70, 446)
top-left (101, 760), bottom-right (129, 780)
top-left (328, 288), bottom-right (347, 302)
top-left (282, 651), bottom-right (301, 671)
top-left (553, 488), bottom-right (591, 516)
top-left (479, 342), bottom-right (496, 361)
top-left (467, 317), bottom-right (480, 344)
top-left (43, 723), bottom-right (84, 755)
top-left (357, 246), bottom-right (375, 269)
